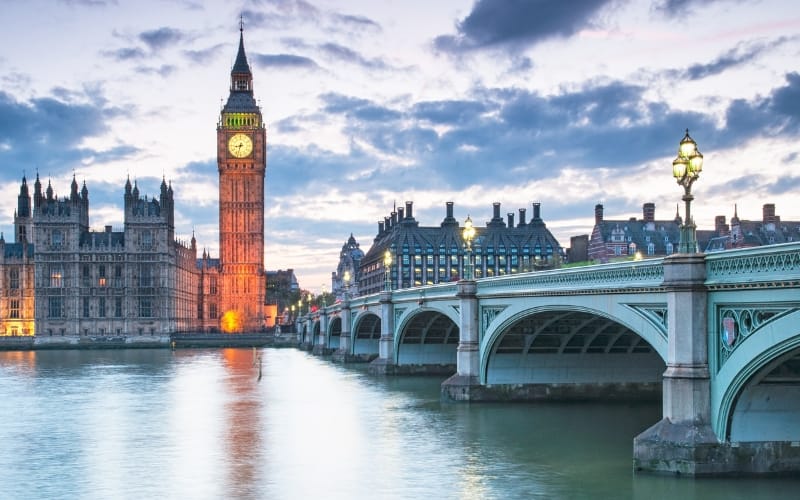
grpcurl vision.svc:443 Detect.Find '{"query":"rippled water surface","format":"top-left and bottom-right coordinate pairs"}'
top-left (1, 348), bottom-right (798, 499)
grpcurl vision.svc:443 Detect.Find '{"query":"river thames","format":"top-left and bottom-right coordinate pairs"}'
top-left (0, 348), bottom-right (798, 499)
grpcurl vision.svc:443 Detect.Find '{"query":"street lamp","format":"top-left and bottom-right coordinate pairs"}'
top-left (672, 129), bottom-right (704, 253)
top-left (343, 270), bottom-right (351, 300)
top-left (291, 304), bottom-right (295, 321)
top-left (462, 215), bottom-right (476, 280)
top-left (321, 284), bottom-right (327, 308)
top-left (383, 249), bottom-right (393, 291)
top-left (298, 298), bottom-right (303, 315)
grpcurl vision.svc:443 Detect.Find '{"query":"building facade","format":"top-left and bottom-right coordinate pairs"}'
top-left (357, 201), bottom-right (563, 296)
top-left (587, 202), bottom-right (800, 262)
top-left (0, 174), bottom-right (203, 337)
top-left (705, 203), bottom-right (800, 252)
top-left (216, 25), bottom-right (267, 333)
top-left (588, 203), bottom-right (684, 262)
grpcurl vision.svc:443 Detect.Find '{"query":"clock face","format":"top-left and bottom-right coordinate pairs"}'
top-left (228, 133), bottom-right (253, 158)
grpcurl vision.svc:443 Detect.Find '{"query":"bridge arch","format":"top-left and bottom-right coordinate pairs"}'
top-left (352, 312), bottom-right (381, 356)
top-left (394, 308), bottom-right (459, 366)
top-left (480, 304), bottom-right (666, 393)
top-left (713, 310), bottom-right (800, 441)
top-left (311, 319), bottom-right (321, 347)
top-left (327, 316), bottom-right (342, 351)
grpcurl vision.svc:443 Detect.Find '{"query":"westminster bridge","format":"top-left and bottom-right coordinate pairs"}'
top-left (297, 242), bottom-right (800, 476)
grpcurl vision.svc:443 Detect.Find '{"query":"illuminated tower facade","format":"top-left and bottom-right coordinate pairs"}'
top-left (217, 26), bottom-right (267, 332)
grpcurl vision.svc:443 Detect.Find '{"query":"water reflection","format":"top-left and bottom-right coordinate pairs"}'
top-left (221, 348), bottom-right (264, 498)
top-left (1, 348), bottom-right (799, 499)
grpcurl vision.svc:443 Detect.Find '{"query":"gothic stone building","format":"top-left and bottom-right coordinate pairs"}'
top-left (0, 174), bottom-right (202, 337)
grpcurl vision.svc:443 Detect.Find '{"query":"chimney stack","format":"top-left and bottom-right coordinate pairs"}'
top-left (441, 202), bottom-right (457, 226)
top-left (595, 204), bottom-right (604, 224)
top-left (532, 202), bottom-right (541, 221)
top-left (763, 203), bottom-right (777, 224)
top-left (714, 216), bottom-right (729, 236)
top-left (405, 201), bottom-right (413, 220)
top-left (493, 202), bottom-right (501, 220)
top-left (643, 203), bottom-right (655, 223)
top-left (518, 208), bottom-right (527, 227)
top-left (378, 221), bottom-right (384, 234)
top-left (507, 212), bottom-right (514, 227)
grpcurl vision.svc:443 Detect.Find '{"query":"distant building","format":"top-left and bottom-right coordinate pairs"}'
top-left (331, 234), bottom-right (364, 300)
top-left (705, 204), bottom-right (800, 252)
top-left (0, 178), bottom-right (35, 335)
top-left (357, 201), bottom-right (563, 296)
top-left (266, 269), bottom-right (299, 325)
top-left (567, 234), bottom-right (589, 263)
top-left (588, 203), bottom-right (685, 262)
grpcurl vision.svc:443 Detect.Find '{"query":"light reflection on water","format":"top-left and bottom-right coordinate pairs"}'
top-left (1, 348), bottom-right (799, 500)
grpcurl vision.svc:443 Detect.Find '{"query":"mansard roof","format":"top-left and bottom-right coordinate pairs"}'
top-left (3, 242), bottom-right (34, 259)
top-left (362, 202), bottom-right (562, 266)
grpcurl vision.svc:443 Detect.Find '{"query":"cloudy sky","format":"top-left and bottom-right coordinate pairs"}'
top-left (1, 0), bottom-right (799, 292)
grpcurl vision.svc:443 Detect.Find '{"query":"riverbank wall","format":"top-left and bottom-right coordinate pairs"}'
top-left (0, 333), bottom-right (299, 350)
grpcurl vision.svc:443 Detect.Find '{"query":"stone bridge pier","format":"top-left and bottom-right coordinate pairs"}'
top-left (441, 281), bottom-right (481, 400)
top-left (632, 254), bottom-right (721, 474)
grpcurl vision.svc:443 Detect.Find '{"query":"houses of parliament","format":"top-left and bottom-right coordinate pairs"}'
top-left (0, 27), bottom-right (269, 337)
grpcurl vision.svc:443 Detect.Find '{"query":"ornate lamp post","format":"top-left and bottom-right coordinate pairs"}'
top-left (290, 304), bottom-right (295, 321)
top-left (321, 284), bottom-right (327, 308)
top-left (343, 270), bottom-right (351, 300)
top-left (383, 249), bottom-right (393, 291)
top-left (672, 129), bottom-right (704, 253)
top-left (462, 215), bottom-right (476, 280)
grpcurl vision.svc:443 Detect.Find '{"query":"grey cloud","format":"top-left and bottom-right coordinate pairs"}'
top-left (768, 175), bottom-right (800, 195)
top-left (670, 38), bottom-right (792, 81)
top-left (139, 27), bottom-right (185, 51)
top-left (330, 13), bottom-right (381, 32)
top-left (253, 53), bottom-right (318, 69)
top-left (104, 47), bottom-right (147, 61)
top-left (321, 93), bottom-right (402, 122)
top-left (434, 0), bottom-right (613, 53)
top-left (319, 42), bottom-right (389, 70)
top-left (184, 44), bottom-right (226, 65)
top-left (134, 64), bottom-right (178, 77)
top-left (0, 89), bottom-right (131, 182)
top-left (412, 99), bottom-right (492, 124)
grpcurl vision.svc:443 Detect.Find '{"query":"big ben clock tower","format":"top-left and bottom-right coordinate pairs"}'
top-left (217, 24), bottom-right (266, 332)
